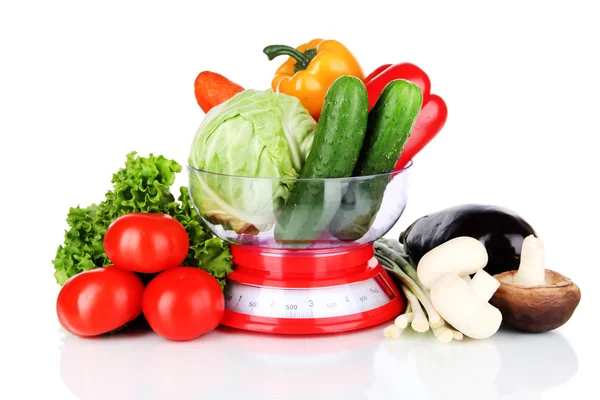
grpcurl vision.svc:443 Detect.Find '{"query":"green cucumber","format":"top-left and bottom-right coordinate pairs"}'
top-left (328, 79), bottom-right (423, 241)
top-left (274, 76), bottom-right (369, 246)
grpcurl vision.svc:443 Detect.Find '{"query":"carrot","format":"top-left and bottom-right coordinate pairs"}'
top-left (194, 71), bottom-right (244, 113)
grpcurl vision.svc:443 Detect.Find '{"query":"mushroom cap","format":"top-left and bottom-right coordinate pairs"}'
top-left (417, 236), bottom-right (489, 289)
top-left (490, 269), bottom-right (581, 333)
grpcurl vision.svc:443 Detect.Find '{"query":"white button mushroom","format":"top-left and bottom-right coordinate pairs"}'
top-left (430, 269), bottom-right (502, 339)
top-left (417, 236), bottom-right (489, 289)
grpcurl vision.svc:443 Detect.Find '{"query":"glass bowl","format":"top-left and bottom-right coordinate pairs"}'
top-left (187, 162), bottom-right (412, 250)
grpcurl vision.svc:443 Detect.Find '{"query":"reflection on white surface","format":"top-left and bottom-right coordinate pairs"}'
top-left (58, 323), bottom-right (578, 400)
top-left (396, 333), bottom-right (502, 398)
top-left (376, 328), bottom-right (579, 399)
top-left (58, 327), bottom-right (230, 400)
top-left (493, 329), bottom-right (579, 396)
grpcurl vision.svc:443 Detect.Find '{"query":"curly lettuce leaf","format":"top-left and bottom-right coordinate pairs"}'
top-left (52, 152), bottom-right (232, 288)
top-left (169, 186), bottom-right (232, 288)
top-left (53, 204), bottom-right (106, 285)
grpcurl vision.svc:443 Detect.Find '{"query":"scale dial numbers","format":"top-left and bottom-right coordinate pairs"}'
top-left (223, 275), bottom-right (395, 319)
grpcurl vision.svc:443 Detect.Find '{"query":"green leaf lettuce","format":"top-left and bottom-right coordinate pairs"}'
top-left (52, 152), bottom-right (232, 288)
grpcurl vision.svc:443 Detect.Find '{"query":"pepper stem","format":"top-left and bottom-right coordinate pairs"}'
top-left (263, 44), bottom-right (312, 71)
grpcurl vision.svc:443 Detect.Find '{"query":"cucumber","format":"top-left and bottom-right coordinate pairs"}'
top-left (274, 76), bottom-right (369, 246)
top-left (328, 79), bottom-right (423, 241)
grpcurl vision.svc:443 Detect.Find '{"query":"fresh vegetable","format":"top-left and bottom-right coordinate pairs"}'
top-left (490, 235), bottom-right (581, 333)
top-left (142, 267), bottom-right (225, 341)
top-left (432, 322), bottom-right (454, 343)
top-left (430, 270), bottom-right (502, 340)
top-left (383, 324), bottom-right (403, 339)
top-left (376, 238), bottom-right (503, 343)
top-left (416, 236), bottom-right (489, 289)
top-left (104, 213), bottom-right (189, 274)
top-left (188, 89), bottom-right (316, 234)
top-left (52, 152), bottom-right (232, 289)
top-left (365, 63), bottom-right (431, 109)
top-left (396, 95), bottom-right (448, 169)
top-left (263, 39), bottom-right (364, 120)
top-left (349, 78), bottom-right (423, 177)
top-left (378, 250), bottom-right (448, 342)
top-left (329, 79), bottom-right (423, 241)
top-left (452, 329), bottom-right (464, 341)
top-left (56, 267), bottom-right (145, 337)
top-left (363, 63), bottom-right (448, 170)
top-left (400, 204), bottom-right (537, 277)
top-left (402, 285), bottom-right (429, 332)
top-left (194, 71), bottom-right (244, 114)
top-left (376, 251), bottom-right (443, 329)
top-left (394, 305), bottom-right (413, 329)
top-left (512, 235), bottom-right (546, 286)
top-left (392, 317), bottom-right (410, 333)
top-left (274, 76), bottom-right (369, 245)
top-left (363, 64), bottom-right (391, 84)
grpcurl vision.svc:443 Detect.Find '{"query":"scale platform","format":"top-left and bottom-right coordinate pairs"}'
top-left (221, 244), bottom-right (406, 334)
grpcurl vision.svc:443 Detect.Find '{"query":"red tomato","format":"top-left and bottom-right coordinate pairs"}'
top-left (142, 267), bottom-right (224, 341)
top-left (56, 267), bottom-right (145, 337)
top-left (104, 212), bottom-right (189, 273)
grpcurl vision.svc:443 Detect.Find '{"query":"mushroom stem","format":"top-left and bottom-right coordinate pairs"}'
top-left (514, 235), bottom-right (546, 286)
top-left (469, 269), bottom-right (500, 302)
top-left (430, 272), bottom-right (503, 339)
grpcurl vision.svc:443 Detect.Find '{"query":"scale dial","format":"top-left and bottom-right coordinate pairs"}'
top-left (223, 274), bottom-right (396, 319)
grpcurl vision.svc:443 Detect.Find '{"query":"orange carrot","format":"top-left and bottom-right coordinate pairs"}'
top-left (194, 71), bottom-right (244, 113)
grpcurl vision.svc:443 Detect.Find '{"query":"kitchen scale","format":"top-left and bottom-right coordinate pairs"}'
top-left (187, 161), bottom-right (412, 335)
top-left (220, 243), bottom-right (405, 334)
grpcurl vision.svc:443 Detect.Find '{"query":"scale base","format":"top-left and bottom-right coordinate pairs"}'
top-left (220, 244), bottom-right (405, 335)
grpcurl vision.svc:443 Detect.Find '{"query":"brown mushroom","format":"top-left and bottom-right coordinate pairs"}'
top-left (489, 235), bottom-right (581, 333)
top-left (491, 269), bottom-right (580, 333)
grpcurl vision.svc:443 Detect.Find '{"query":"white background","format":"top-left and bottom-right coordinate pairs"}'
top-left (1, 0), bottom-right (598, 399)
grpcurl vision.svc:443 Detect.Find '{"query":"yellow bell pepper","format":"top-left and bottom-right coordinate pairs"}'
top-left (263, 39), bottom-right (364, 120)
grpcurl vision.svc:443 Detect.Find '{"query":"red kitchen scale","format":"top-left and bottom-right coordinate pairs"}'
top-left (220, 243), bottom-right (405, 335)
top-left (188, 159), bottom-right (413, 335)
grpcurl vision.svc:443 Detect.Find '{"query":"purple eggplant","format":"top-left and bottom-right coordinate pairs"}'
top-left (400, 204), bottom-right (537, 277)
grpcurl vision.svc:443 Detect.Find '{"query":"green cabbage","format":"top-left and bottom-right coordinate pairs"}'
top-left (188, 89), bottom-right (316, 234)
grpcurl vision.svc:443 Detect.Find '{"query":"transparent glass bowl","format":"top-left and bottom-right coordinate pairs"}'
top-left (187, 163), bottom-right (412, 250)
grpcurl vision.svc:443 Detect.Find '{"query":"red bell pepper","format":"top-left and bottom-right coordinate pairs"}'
top-left (363, 64), bottom-right (392, 84)
top-left (396, 94), bottom-right (447, 169)
top-left (364, 63), bottom-right (448, 170)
